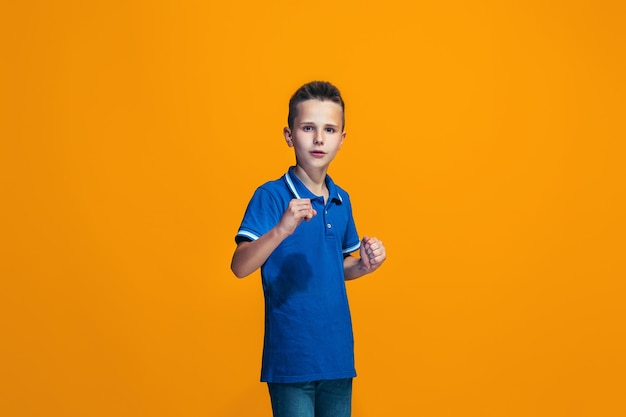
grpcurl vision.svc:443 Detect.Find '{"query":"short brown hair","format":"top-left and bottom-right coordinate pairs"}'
top-left (287, 81), bottom-right (345, 130)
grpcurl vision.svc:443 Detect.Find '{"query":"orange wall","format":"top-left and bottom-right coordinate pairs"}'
top-left (2, 1), bottom-right (625, 416)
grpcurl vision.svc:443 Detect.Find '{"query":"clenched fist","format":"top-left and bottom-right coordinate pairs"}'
top-left (276, 199), bottom-right (317, 237)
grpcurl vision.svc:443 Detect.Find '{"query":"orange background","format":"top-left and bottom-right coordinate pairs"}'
top-left (2, 1), bottom-right (625, 416)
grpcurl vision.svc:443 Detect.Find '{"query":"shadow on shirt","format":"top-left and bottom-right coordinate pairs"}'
top-left (270, 251), bottom-right (313, 309)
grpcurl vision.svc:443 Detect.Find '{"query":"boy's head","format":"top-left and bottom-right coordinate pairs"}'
top-left (287, 81), bottom-right (345, 131)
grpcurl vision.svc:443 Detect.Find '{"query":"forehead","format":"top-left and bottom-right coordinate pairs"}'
top-left (295, 99), bottom-right (343, 124)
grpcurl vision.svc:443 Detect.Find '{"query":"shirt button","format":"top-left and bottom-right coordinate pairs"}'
top-left (327, 223), bottom-right (332, 229)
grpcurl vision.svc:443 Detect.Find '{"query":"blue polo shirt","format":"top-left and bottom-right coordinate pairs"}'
top-left (236, 167), bottom-right (361, 383)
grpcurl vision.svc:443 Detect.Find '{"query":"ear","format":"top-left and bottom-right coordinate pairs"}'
top-left (283, 127), bottom-right (294, 147)
top-left (338, 130), bottom-right (346, 149)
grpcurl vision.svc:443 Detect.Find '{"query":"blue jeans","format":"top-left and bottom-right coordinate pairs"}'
top-left (267, 378), bottom-right (352, 417)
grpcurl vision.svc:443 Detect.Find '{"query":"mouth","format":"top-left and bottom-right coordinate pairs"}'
top-left (310, 150), bottom-right (326, 158)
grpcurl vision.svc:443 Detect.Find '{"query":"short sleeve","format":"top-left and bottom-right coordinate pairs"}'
top-left (341, 194), bottom-right (361, 255)
top-left (235, 187), bottom-right (282, 243)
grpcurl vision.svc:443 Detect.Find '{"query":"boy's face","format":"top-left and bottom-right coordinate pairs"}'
top-left (283, 99), bottom-right (346, 171)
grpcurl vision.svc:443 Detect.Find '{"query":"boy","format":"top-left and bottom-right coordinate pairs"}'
top-left (231, 81), bottom-right (386, 417)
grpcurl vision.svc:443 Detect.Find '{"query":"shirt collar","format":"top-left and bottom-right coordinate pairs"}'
top-left (284, 166), bottom-right (343, 204)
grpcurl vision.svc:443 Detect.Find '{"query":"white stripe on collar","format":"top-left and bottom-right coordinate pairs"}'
top-left (285, 171), bottom-right (301, 199)
top-left (286, 169), bottom-right (343, 203)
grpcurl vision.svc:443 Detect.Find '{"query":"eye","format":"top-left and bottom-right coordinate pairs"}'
top-left (303, 126), bottom-right (313, 132)
top-left (325, 127), bottom-right (336, 133)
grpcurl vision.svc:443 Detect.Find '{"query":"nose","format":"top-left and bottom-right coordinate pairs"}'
top-left (314, 131), bottom-right (324, 145)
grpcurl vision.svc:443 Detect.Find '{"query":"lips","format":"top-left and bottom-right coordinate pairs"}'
top-left (310, 150), bottom-right (326, 158)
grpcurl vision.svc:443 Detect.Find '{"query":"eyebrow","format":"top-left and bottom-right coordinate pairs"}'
top-left (298, 121), bottom-right (340, 128)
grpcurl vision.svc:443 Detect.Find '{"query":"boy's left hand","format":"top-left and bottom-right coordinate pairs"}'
top-left (360, 235), bottom-right (386, 272)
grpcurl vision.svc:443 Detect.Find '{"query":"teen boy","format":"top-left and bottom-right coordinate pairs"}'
top-left (231, 81), bottom-right (386, 417)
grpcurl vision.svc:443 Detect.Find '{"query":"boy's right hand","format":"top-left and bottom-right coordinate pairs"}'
top-left (277, 199), bottom-right (317, 237)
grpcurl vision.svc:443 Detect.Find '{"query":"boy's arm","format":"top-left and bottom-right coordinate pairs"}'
top-left (230, 228), bottom-right (288, 279)
top-left (344, 235), bottom-right (386, 280)
top-left (231, 198), bottom-right (317, 278)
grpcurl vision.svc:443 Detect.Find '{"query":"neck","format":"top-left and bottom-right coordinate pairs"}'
top-left (293, 164), bottom-right (328, 198)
